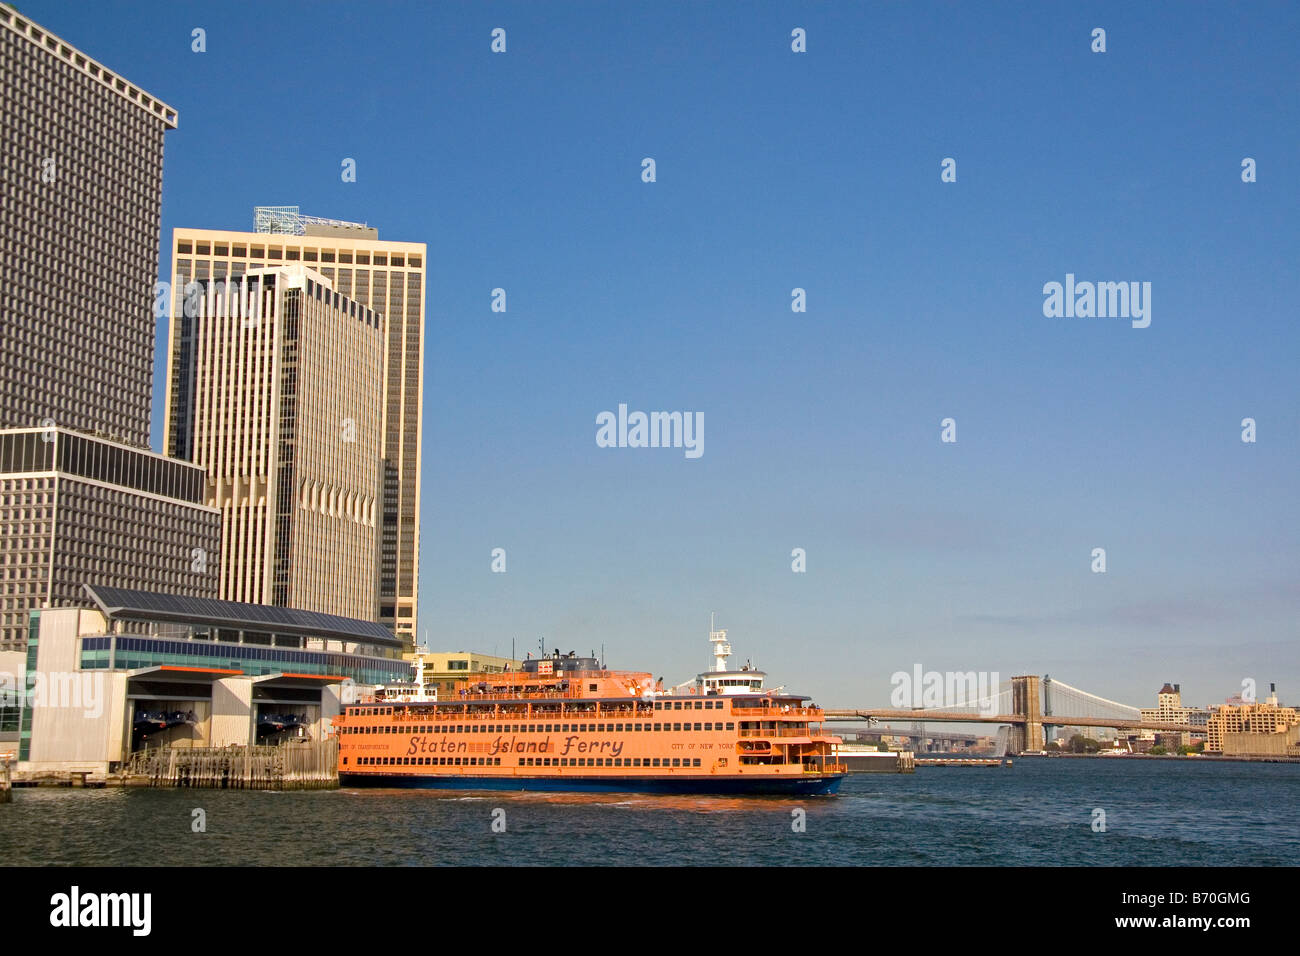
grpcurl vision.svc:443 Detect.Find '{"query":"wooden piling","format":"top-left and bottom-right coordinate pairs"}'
top-left (125, 740), bottom-right (338, 790)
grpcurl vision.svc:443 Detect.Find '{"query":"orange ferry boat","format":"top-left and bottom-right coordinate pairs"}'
top-left (333, 624), bottom-right (845, 795)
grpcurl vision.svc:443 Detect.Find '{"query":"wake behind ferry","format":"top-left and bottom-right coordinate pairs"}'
top-left (333, 622), bottom-right (845, 795)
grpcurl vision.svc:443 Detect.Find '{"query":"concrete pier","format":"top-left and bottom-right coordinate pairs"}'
top-left (833, 744), bottom-right (915, 773)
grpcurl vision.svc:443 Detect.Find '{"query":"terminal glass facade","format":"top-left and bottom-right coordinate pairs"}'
top-left (78, 634), bottom-right (408, 686)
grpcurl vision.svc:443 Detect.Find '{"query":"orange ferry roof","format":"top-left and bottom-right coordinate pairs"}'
top-left (446, 667), bottom-right (810, 704)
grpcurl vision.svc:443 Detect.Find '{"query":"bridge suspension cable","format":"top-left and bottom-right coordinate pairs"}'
top-left (1046, 679), bottom-right (1142, 718)
top-left (904, 682), bottom-right (1013, 715)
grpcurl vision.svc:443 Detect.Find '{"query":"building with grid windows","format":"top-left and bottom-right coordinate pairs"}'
top-left (164, 213), bottom-right (425, 647)
top-left (0, 427), bottom-right (220, 652)
top-left (1138, 682), bottom-right (1208, 747)
top-left (405, 650), bottom-right (522, 698)
top-left (167, 266), bottom-right (384, 624)
top-left (0, 8), bottom-right (177, 448)
top-left (1206, 685), bottom-right (1300, 756)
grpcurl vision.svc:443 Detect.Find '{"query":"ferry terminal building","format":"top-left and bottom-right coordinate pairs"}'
top-left (11, 584), bottom-right (412, 774)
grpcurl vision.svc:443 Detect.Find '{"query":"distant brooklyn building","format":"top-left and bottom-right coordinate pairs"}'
top-left (1139, 682), bottom-right (1207, 747)
top-left (166, 266), bottom-right (384, 623)
top-left (1206, 684), bottom-right (1299, 757)
top-left (0, 9), bottom-right (177, 447)
top-left (164, 210), bottom-right (425, 646)
top-left (0, 427), bottom-right (220, 651)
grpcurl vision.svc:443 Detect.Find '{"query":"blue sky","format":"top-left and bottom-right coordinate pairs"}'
top-left (25, 0), bottom-right (1298, 711)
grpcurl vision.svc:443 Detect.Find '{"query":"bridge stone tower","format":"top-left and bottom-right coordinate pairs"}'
top-left (1010, 675), bottom-right (1044, 753)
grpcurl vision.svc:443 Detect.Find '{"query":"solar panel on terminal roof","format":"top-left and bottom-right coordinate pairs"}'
top-left (82, 584), bottom-right (398, 644)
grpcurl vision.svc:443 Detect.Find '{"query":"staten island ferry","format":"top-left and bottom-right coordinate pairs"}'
top-left (333, 623), bottom-right (845, 795)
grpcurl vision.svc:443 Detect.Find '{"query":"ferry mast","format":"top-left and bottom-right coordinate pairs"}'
top-left (709, 612), bottom-right (732, 673)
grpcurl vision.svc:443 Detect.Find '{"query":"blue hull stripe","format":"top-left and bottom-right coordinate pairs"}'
top-left (339, 773), bottom-right (843, 796)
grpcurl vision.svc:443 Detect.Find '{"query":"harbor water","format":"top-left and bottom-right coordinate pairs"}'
top-left (2, 758), bottom-right (1296, 866)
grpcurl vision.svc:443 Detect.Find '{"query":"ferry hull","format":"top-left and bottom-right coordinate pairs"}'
top-left (340, 772), bottom-right (844, 796)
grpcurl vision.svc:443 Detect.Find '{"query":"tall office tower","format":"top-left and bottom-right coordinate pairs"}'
top-left (168, 266), bottom-right (384, 623)
top-left (0, 427), bottom-right (220, 652)
top-left (164, 210), bottom-right (424, 646)
top-left (0, 9), bottom-right (177, 447)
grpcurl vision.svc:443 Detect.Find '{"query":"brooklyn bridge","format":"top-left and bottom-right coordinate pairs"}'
top-left (824, 675), bottom-right (1197, 753)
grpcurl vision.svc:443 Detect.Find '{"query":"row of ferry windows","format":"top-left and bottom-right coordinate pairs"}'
top-left (519, 757), bottom-right (703, 768)
top-left (350, 756), bottom-right (704, 769)
top-left (342, 722), bottom-right (736, 734)
top-left (659, 700), bottom-right (723, 710)
top-left (347, 699), bottom-right (730, 717)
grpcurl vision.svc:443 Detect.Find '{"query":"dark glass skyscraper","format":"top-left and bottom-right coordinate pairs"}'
top-left (0, 8), bottom-right (177, 447)
top-left (0, 11), bottom-right (219, 653)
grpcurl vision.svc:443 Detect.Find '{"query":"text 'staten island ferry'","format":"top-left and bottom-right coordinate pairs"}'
top-left (333, 621), bottom-right (845, 795)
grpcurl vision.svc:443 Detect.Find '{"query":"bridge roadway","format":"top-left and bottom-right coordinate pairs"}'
top-left (824, 710), bottom-right (1198, 733)
top-left (844, 730), bottom-right (992, 753)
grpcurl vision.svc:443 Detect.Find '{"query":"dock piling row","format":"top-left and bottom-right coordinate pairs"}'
top-left (124, 741), bottom-right (339, 790)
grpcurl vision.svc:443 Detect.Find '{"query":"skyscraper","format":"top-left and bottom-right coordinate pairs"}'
top-left (169, 266), bottom-right (384, 623)
top-left (164, 212), bottom-right (424, 645)
top-left (0, 8), bottom-right (177, 447)
top-left (0, 427), bottom-right (220, 652)
top-left (0, 11), bottom-right (221, 653)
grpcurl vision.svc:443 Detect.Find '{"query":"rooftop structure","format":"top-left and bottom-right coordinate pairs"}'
top-left (85, 585), bottom-right (400, 649)
top-left (253, 206), bottom-right (376, 239)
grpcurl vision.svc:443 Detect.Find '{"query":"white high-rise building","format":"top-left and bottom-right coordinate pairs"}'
top-left (167, 266), bottom-right (384, 622)
top-left (164, 213), bottom-right (425, 645)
